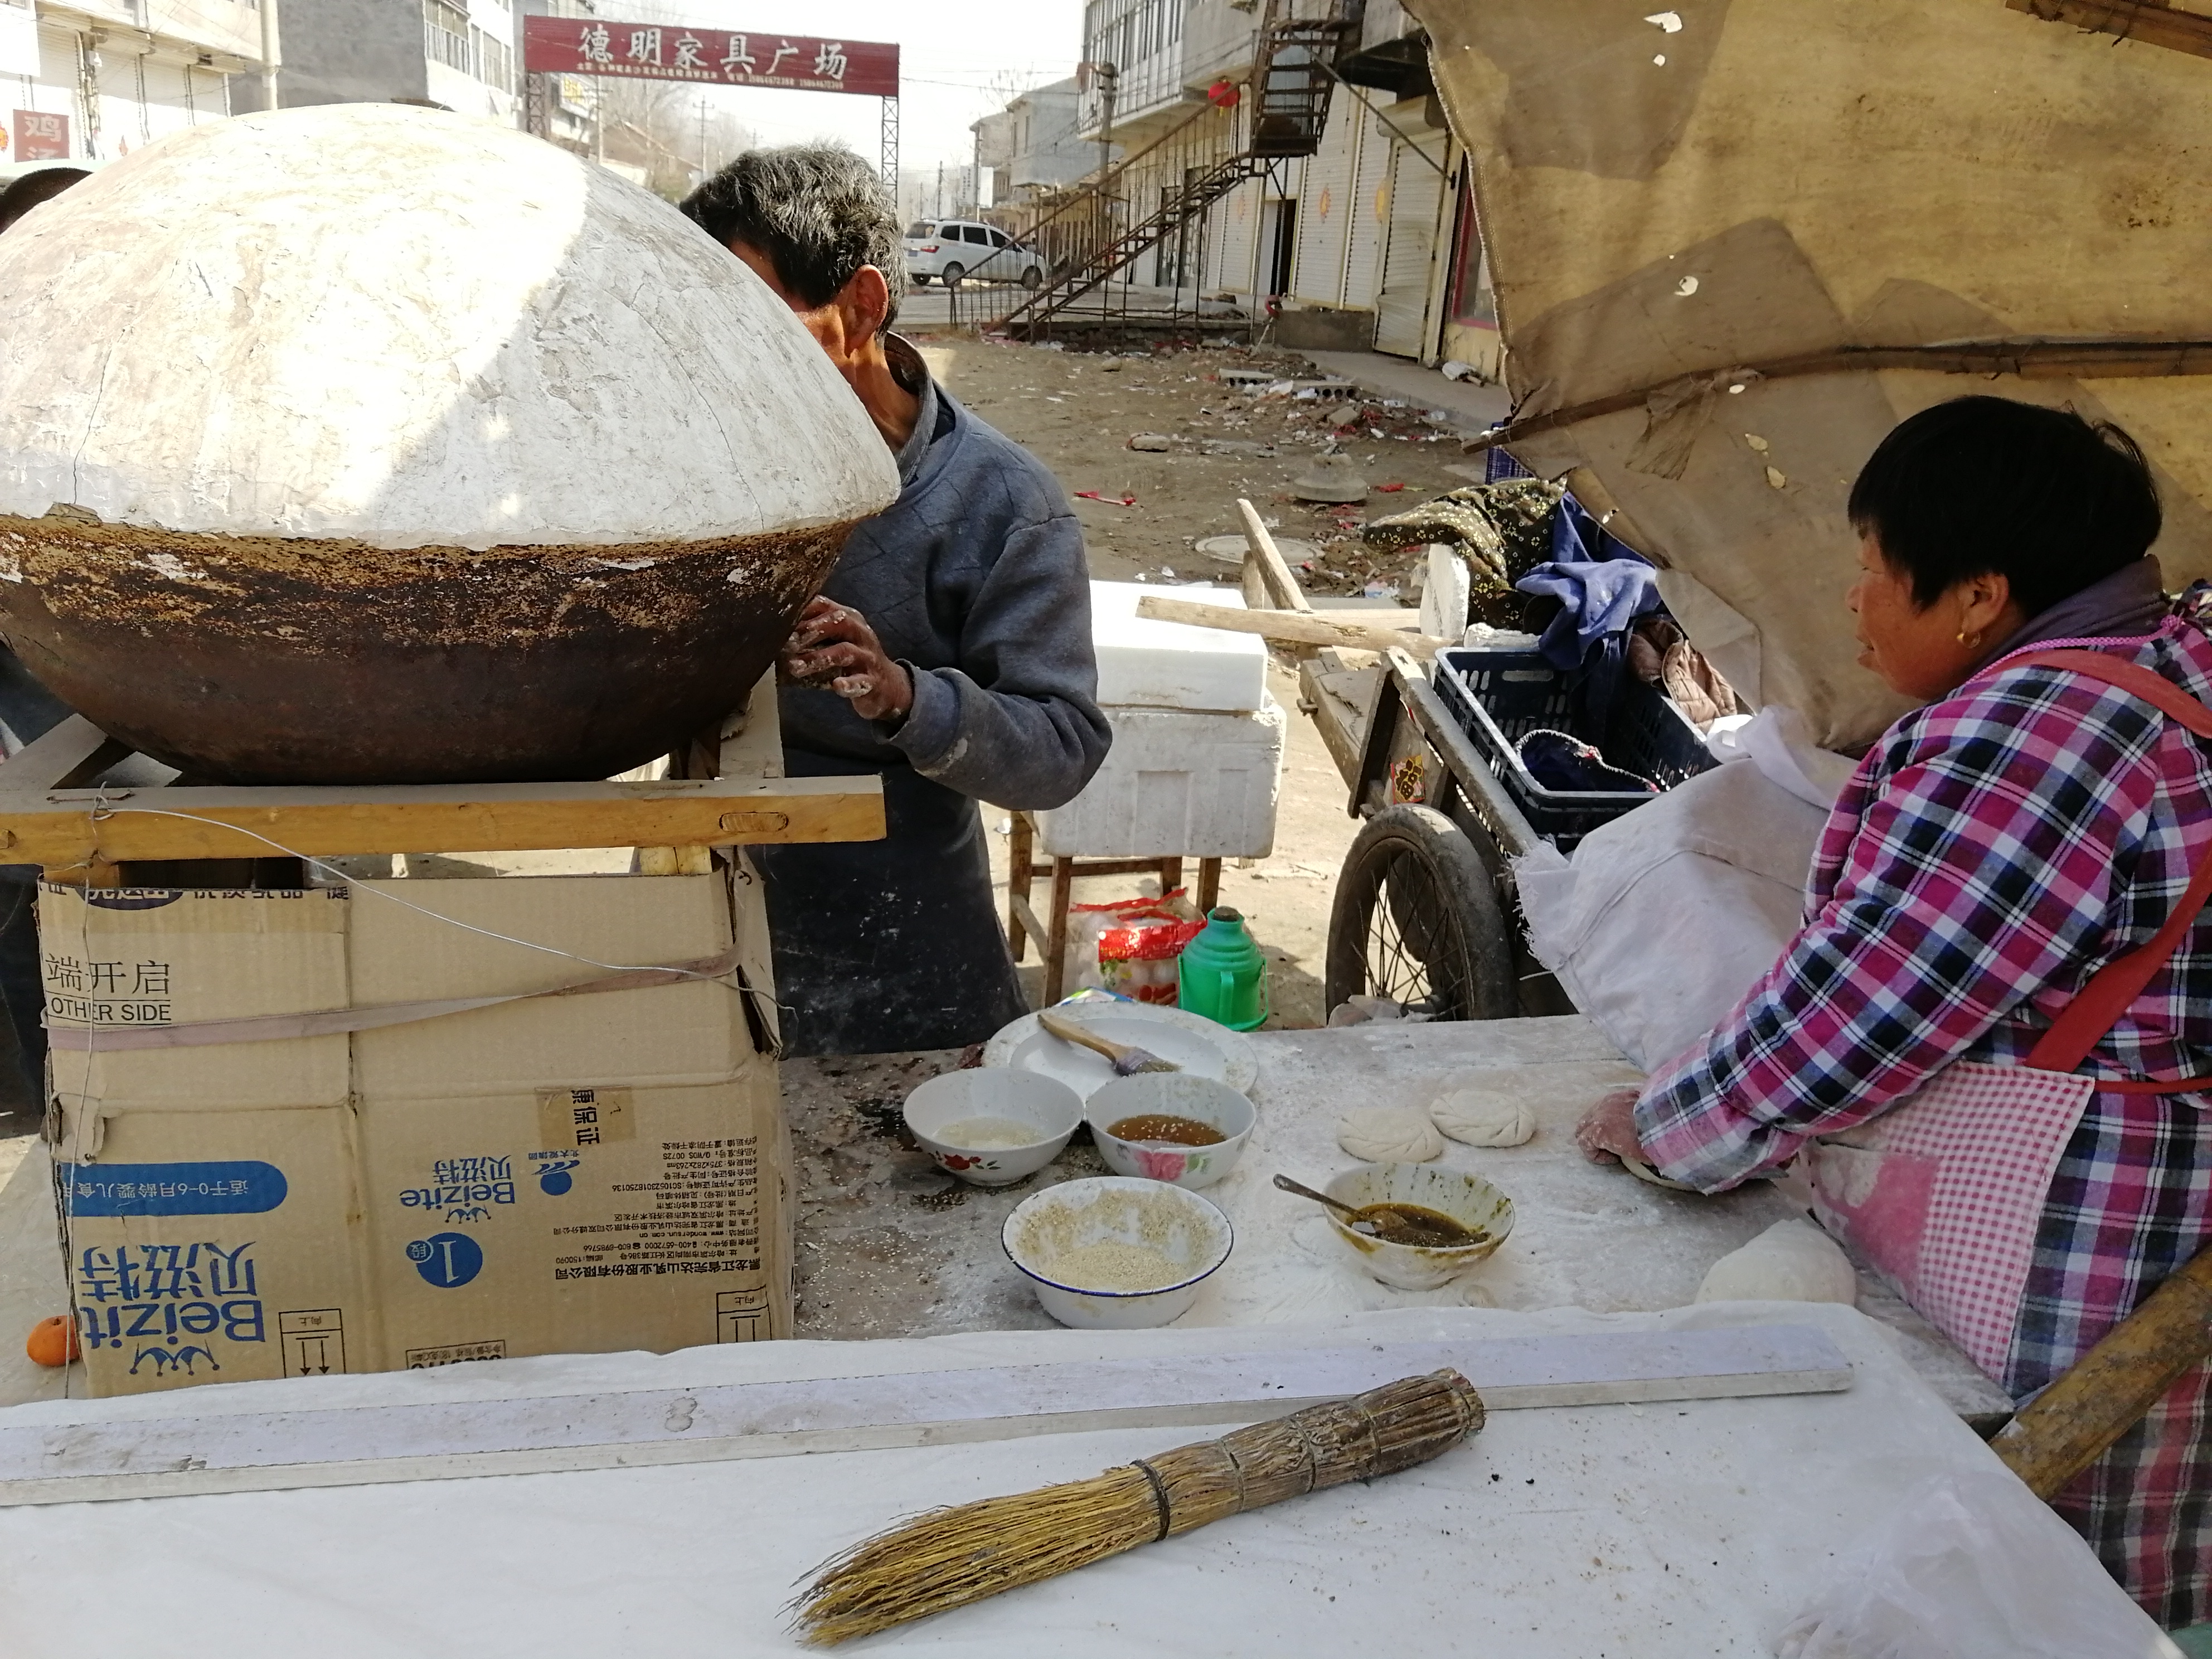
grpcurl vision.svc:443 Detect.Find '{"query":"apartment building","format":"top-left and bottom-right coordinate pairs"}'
top-left (1056, 0), bottom-right (1496, 372)
top-left (230, 0), bottom-right (520, 126)
top-left (1001, 76), bottom-right (1088, 203)
top-left (0, 0), bottom-right (265, 166)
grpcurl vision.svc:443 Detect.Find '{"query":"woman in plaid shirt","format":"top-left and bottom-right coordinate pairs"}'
top-left (1579, 396), bottom-right (2212, 1626)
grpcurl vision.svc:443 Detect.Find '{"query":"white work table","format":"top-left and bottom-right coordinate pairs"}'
top-left (783, 1016), bottom-right (2012, 1422)
top-left (0, 1302), bottom-right (2157, 1657)
top-left (0, 1017), bottom-right (2157, 1654)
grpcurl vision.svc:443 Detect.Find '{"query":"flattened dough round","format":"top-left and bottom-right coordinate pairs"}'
top-left (1337, 1106), bottom-right (1444, 1163)
top-left (1429, 1071), bottom-right (1537, 1147)
top-left (1695, 1219), bottom-right (1857, 1306)
top-left (1424, 1060), bottom-right (1643, 1149)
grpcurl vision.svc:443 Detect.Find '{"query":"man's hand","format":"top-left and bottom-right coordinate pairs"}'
top-left (779, 598), bottom-right (914, 723)
top-left (1574, 1087), bottom-right (1647, 1167)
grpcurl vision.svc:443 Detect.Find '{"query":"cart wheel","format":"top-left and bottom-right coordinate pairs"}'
top-left (1325, 804), bottom-right (1517, 1022)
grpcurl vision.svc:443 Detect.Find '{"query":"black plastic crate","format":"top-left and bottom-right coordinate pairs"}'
top-left (1432, 647), bottom-right (1717, 850)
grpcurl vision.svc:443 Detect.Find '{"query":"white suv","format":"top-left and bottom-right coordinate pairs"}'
top-left (905, 219), bottom-right (1046, 289)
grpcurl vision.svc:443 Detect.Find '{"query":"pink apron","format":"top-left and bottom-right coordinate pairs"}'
top-left (1808, 649), bottom-right (2212, 1382)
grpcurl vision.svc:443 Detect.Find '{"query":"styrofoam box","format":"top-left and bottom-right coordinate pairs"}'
top-left (1034, 695), bottom-right (1285, 858)
top-left (1091, 580), bottom-right (1267, 712)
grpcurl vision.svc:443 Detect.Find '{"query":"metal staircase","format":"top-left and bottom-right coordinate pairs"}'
top-left (986, 15), bottom-right (1347, 343)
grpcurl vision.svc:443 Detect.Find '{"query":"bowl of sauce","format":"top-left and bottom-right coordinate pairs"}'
top-left (1322, 1163), bottom-right (1514, 1289)
top-left (1085, 1074), bottom-right (1257, 1190)
top-left (903, 1069), bottom-right (1084, 1186)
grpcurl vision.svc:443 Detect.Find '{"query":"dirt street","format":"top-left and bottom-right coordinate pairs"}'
top-left (910, 334), bottom-right (1485, 1029)
top-left (913, 337), bottom-right (1491, 597)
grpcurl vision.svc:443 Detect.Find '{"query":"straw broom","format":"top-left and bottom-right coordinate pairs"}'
top-left (789, 1369), bottom-right (1485, 1645)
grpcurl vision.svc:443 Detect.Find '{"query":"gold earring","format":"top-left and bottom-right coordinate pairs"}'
top-left (1958, 629), bottom-right (1978, 648)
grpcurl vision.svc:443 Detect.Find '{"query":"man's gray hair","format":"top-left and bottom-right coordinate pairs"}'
top-left (680, 144), bottom-right (905, 331)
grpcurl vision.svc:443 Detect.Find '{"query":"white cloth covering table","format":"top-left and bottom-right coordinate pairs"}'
top-left (0, 1301), bottom-right (2163, 1658)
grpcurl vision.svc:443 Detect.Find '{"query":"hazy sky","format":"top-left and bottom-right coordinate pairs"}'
top-left (603, 0), bottom-right (1086, 168)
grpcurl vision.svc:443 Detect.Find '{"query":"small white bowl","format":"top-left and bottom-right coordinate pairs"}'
top-left (1003, 1176), bottom-right (1233, 1328)
top-left (903, 1070), bottom-right (1084, 1187)
top-left (1086, 1074), bottom-right (1256, 1190)
top-left (1324, 1162), bottom-right (1515, 1290)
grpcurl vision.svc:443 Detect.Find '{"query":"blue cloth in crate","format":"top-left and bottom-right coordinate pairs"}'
top-left (1516, 728), bottom-right (1657, 795)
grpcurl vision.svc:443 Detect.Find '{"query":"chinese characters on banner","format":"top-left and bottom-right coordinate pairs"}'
top-left (12, 109), bottom-right (69, 162)
top-left (522, 17), bottom-right (898, 99)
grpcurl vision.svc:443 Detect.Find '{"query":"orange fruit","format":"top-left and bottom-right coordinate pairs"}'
top-left (25, 1315), bottom-right (79, 1368)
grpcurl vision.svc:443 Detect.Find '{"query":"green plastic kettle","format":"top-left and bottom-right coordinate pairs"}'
top-left (1178, 906), bottom-right (1269, 1031)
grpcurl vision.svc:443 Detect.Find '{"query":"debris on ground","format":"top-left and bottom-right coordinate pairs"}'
top-left (906, 337), bottom-right (1504, 596)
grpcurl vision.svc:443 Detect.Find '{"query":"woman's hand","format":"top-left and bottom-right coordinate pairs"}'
top-left (1574, 1087), bottom-right (1647, 1167)
top-left (780, 598), bottom-right (914, 723)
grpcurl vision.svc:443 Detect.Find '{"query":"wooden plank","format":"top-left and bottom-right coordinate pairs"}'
top-left (2008, 0), bottom-right (2212, 61)
top-left (1298, 656), bottom-right (1368, 785)
top-left (0, 715), bottom-right (130, 795)
top-left (0, 1326), bottom-right (1852, 1506)
top-left (0, 775), bottom-right (885, 866)
top-left (1235, 497), bottom-right (1314, 613)
top-left (1136, 594), bottom-right (1447, 660)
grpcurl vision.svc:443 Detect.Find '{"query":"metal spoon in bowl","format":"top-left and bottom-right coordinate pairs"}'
top-left (1270, 1173), bottom-right (1476, 1247)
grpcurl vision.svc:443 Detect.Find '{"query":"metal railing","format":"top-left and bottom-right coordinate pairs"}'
top-left (942, 14), bottom-right (1346, 343)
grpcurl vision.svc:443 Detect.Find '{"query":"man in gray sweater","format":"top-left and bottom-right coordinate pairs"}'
top-left (681, 147), bottom-right (1109, 1056)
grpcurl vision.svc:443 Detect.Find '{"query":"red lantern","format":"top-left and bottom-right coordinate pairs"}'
top-left (1207, 78), bottom-right (1241, 109)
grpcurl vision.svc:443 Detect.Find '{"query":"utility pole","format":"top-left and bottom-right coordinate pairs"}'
top-left (934, 160), bottom-right (943, 216)
top-left (698, 96), bottom-right (709, 179)
top-left (258, 0), bottom-right (281, 112)
top-left (1097, 62), bottom-right (1117, 185)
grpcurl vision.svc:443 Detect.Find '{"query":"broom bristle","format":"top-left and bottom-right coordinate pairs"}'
top-left (790, 1466), bottom-right (1158, 1646)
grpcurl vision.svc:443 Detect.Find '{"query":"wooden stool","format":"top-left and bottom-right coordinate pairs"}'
top-left (1005, 812), bottom-right (1223, 1006)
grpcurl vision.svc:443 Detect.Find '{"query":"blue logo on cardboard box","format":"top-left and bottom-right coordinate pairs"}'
top-left (72, 1240), bottom-right (264, 1359)
top-left (408, 1232), bottom-right (484, 1288)
top-left (400, 1154), bottom-right (516, 1224)
top-left (61, 1160), bottom-right (287, 1216)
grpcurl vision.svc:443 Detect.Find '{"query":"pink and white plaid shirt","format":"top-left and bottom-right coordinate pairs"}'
top-left (1635, 611), bottom-right (2212, 1626)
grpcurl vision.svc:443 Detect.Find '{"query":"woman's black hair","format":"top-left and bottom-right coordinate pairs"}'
top-left (1846, 396), bottom-right (2163, 618)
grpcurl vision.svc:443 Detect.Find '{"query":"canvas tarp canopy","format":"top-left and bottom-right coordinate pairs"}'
top-left (1403, 0), bottom-right (2212, 747)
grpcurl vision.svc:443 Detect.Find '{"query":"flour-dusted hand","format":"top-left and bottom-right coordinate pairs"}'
top-left (1574, 1087), bottom-right (1646, 1167)
top-left (779, 596), bottom-right (914, 722)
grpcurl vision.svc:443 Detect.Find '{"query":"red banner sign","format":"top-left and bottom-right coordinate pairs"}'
top-left (522, 17), bottom-right (898, 98)
top-left (11, 109), bottom-right (68, 163)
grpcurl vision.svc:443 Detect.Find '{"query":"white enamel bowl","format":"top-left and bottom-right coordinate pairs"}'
top-left (1323, 1162), bottom-right (1515, 1290)
top-left (1086, 1074), bottom-right (1256, 1190)
top-left (1002, 1176), bottom-right (1233, 1328)
top-left (902, 1069), bottom-right (1084, 1187)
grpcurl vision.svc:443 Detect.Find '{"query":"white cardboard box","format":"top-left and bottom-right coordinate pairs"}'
top-left (1033, 695), bottom-right (1286, 858)
top-left (1090, 580), bottom-right (1267, 712)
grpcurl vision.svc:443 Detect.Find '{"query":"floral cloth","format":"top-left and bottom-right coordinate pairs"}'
top-left (1636, 613), bottom-right (2212, 1624)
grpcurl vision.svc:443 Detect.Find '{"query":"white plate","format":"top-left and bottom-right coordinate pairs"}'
top-left (983, 1003), bottom-right (1260, 1103)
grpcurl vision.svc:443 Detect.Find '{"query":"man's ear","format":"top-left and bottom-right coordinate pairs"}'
top-left (837, 265), bottom-right (892, 345)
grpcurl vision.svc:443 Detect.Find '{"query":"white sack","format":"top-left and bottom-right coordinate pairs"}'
top-left (1707, 705), bottom-right (1861, 810)
top-left (1516, 757), bottom-right (1828, 1069)
top-left (1774, 1472), bottom-right (2182, 1659)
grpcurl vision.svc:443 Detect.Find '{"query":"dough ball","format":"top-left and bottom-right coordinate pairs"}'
top-left (1337, 1105), bottom-right (1444, 1163)
top-left (1694, 1219), bottom-right (1857, 1306)
top-left (1424, 1061), bottom-right (1644, 1147)
top-left (1429, 1075), bottom-right (1536, 1147)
